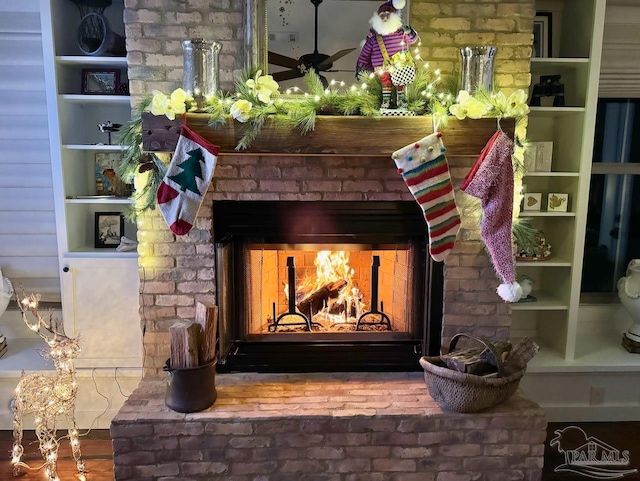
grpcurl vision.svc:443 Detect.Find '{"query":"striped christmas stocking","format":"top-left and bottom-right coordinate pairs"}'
top-left (157, 125), bottom-right (219, 235)
top-left (392, 132), bottom-right (461, 261)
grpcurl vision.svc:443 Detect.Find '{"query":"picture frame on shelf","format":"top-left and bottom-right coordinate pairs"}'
top-left (533, 12), bottom-right (552, 58)
top-left (81, 68), bottom-right (121, 95)
top-left (95, 212), bottom-right (124, 248)
top-left (524, 141), bottom-right (554, 172)
top-left (95, 152), bottom-right (132, 196)
top-left (523, 192), bottom-right (542, 211)
top-left (547, 193), bottom-right (569, 212)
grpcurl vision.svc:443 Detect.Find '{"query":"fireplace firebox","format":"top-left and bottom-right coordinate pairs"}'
top-left (213, 201), bottom-right (443, 372)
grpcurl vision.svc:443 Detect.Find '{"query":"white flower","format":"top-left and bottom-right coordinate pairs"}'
top-left (149, 88), bottom-right (189, 120)
top-left (246, 70), bottom-right (280, 104)
top-left (150, 90), bottom-right (168, 117)
top-left (449, 103), bottom-right (467, 120)
top-left (230, 99), bottom-right (252, 123)
top-left (506, 89), bottom-right (529, 117)
top-left (465, 97), bottom-right (489, 119)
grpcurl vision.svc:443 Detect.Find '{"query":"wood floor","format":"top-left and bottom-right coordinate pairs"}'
top-left (0, 430), bottom-right (114, 480)
top-left (0, 423), bottom-right (638, 480)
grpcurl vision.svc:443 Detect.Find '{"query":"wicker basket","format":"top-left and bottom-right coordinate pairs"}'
top-left (419, 333), bottom-right (525, 413)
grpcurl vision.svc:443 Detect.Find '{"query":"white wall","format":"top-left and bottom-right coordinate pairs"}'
top-left (0, 0), bottom-right (60, 301)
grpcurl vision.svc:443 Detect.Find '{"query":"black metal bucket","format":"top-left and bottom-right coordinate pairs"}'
top-left (163, 358), bottom-right (217, 413)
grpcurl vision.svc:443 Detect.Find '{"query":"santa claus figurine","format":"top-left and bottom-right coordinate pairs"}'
top-left (356, 0), bottom-right (418, 110)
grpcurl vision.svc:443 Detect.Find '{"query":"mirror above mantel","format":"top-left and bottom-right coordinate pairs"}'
top-left (245, 0), bottom-right (411, 89)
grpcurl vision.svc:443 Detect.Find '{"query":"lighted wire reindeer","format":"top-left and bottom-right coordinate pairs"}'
top-left (11, 292), bottom-right (85, 481)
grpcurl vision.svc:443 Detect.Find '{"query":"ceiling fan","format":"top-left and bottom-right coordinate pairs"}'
top-left (268, 0), bottom-right (356, 86)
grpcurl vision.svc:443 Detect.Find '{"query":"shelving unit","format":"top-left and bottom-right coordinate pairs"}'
top-left (514, 0), bottom-right (607, 365)
top-left (38, 0), bottom-right (142, 378)
top-left (515, 2), bottom-right (640, 421)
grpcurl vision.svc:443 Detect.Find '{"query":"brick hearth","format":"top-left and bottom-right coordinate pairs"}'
top-left (111, 373), bottom-right (546, 481)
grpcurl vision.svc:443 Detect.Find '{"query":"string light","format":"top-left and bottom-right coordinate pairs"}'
top-left (11, 293), bottom-right (84, 481)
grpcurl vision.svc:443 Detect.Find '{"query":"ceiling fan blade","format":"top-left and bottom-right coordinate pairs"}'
top-left (271, 69), bottom-right (304, 82)
top-left (268, 51), bottom-right (301, 69)
top-left (316, 48), bottom-right (357, 70)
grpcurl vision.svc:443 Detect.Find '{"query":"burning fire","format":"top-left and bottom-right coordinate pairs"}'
top-left (286, 251), bottom-right (365, 324)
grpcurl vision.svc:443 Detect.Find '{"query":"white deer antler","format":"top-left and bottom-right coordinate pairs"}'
top-left (17, 291), bottom-right (69, 345)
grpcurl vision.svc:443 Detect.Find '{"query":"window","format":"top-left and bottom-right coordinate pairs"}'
top-left (582, 99), bottom-right (640, 294)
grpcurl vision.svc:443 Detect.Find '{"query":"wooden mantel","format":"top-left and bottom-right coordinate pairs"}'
top-left (142, 113), bottom-right (514, 157)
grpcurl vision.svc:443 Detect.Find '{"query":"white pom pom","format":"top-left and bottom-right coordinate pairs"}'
top-left (497, 282), bottom-right (523, 303)
top-left (393, 0), bottom-right (406, 10)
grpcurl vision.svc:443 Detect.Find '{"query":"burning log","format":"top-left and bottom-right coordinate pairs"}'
top-left (296, 280), bottom-right (347, 316)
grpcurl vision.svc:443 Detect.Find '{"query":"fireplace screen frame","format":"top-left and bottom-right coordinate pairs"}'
top-left (213, 201), bottom-right (443, 372)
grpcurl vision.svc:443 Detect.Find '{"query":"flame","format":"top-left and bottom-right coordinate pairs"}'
top-left (285, 251), bottom-right (365, 324)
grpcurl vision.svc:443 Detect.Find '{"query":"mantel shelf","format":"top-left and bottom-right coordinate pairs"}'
top-left (142, 113), bottom-right (514, 157)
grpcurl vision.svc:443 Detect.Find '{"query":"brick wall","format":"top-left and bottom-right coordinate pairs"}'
top-left (111, 373), bottom-right (547, 481)
top-left (125, 1), bottom-right (535, 373)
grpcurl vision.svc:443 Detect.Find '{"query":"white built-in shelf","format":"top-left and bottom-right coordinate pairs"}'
top-left (524, 171), bottom-right (580, 177)
top-left (516, 259), bottom-right (572, 267)
top-left (66, 197), bottom-right (132, 204)
top-left (512, 295), bottom-right (569, 311)
top-left (63, 144), bottom-right (125, 151)
top-left (519, 211), bottom-right (576, 217)
top-left (67, 247), bottom-right (138, 259)
top-left (529, 106), bottom-right (586, 115)
top-left (530, 57), bottom-right (589, 65)
top-left (56, 55), bottom-right (128, 66)
top-left (527, 336), bottom-right (640, 373)
top-left (59, 94), bottom-right (131, 103)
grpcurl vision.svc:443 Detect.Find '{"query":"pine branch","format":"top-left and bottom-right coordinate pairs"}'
top-left (304, 70), bottom-right (325, 96)
top-left (123, 154), bottom-right (166, 221)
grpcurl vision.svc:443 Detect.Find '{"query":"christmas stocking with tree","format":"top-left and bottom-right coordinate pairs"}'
top-left (392, 132), bottom-right (461, 261)
top-left (157, 125), bottom-right (219, 235)
top-left (461, 129), bottom-right (522, 302)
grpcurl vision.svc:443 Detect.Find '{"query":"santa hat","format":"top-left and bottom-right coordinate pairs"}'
top-left (378, 0), bottom-right (405, 14)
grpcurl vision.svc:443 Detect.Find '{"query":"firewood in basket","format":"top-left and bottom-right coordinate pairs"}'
top-left (480, 341), bottom-right (513, 367)
top-left (502, 337), bottom-right (539, 375)
top-left (441, 347), bottom-right (496, 376)
top-left (296, 280), bottom-right (347, 315)
top-left (169, 320), bottom-right (201, 369)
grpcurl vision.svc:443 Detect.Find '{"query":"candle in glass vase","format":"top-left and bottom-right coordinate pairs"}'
top-left (181, 38), bottom-right (221, 109)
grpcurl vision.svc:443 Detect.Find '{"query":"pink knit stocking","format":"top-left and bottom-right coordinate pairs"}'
top-left (461, 130), bottom-right (522, 302)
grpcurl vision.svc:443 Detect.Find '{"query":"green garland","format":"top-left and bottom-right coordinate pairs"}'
top-left (118, 67), bottom-right (534, 221)
top-left (117, 97), bottom-right (166, 221)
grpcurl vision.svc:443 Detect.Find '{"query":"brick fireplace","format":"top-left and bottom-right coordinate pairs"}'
top-left (136, 147), bottom-right (512, 372)
top-left (112, 138), bottom-right (547, 480)
top-left (112, 1), bottom-right (545, 480)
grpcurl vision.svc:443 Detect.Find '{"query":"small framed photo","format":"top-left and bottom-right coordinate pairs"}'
top-left (95, 212), bottom-right (124, 248)
top-left (547, 193), bottom-right (569, 212)
top-left (523, 193), bottom-right (542, 211)
top-left (95, 152), bottom-right (132, 196)
top-left (533, 12), bottom-right (552, 58)
top-left (524, 142), bottom-right (553, 172)
top-left (81, 69), bottom-right (120, 95)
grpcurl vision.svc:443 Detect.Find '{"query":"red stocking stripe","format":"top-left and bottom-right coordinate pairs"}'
top-left (170, 219), bottom-right (194, 236)
top-left (156, 181), bottom-right (180, 204)
top-left (180, 124), bottom-right (220, 157)
top-left (415, 181), bottom-right (453, 205)
top-left (429, 216), bottom-right (461, 239)
top-left (423, 200), bottom-right (458, 221)
top-left (403, 156), bottom-right (447, 187)
top-left (430, 235), bottom-right (458, 256)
